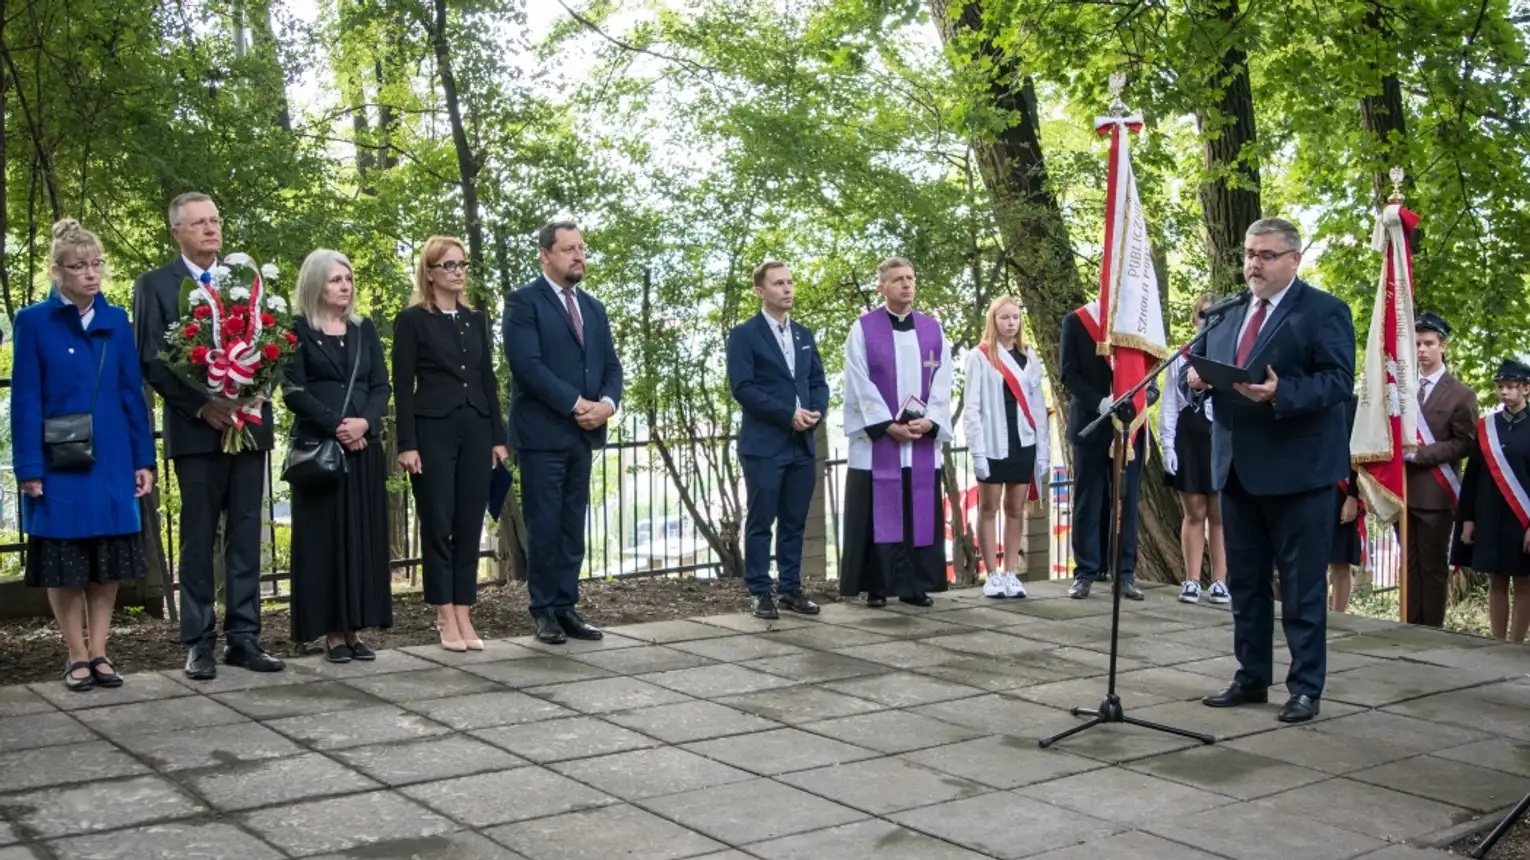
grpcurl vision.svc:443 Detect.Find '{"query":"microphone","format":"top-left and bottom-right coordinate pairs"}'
top-left (1198, 290), bottom-right (1251, 321)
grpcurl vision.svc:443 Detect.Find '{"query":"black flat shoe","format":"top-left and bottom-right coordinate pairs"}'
top-left (1120, 581), bottom-right (1145, 601)
top-left (1278, 694), bottom-right (1320, 723)
top-left (778, 590), bottom-right (820, 615)
top-left (63, 661), bottom-right (94, 693)
top-left (184, 645), bottom-right (217, 681)
top-left (348, 641), bottom-right (376, 661)
top-left (865, 593), bottom-right (887, 608)
top-left (534, 614), bottom-right (567, 645)
top-left (899, 594), bottom-right (935, 607)
top-left (555, 609), bottom-right (603, 641)
top-left (225, 643), bottom-right (286, 673)
top-left (1068, 580), bottom-right (1092, 599)
top-left (1202, 682), bottom-right (1269, 708)
top-left (88, 657), bottom-right (123, 688)
top-left (325, 643), bottom-right (353, 664)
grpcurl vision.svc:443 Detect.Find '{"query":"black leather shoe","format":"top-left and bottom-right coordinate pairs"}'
top-left (88, 657), bottom-right (123, 688)
top-left (752, 593), bottom-right (780, 620)
top-left (865, 593), bottom-right (888, 608)
top-left (556, 609), bottom-right (604, 641)
top-left (1096, 571), bottom-right (1111, 583)
top-left (899, 594), bottom-right (935, 607)
top-left (1068, 579), bottom-right (1092, 599)
top-left (535, 614), bottom-right (567, 645)
top-left (224, 643), bottom-right (285, 673)
top-left (1120, 580), bottom-right (1145, 601)
top-left (1278, 694), bottom-right (1320, 723)
top-left (325, 643), bottom-right (353, 664)
top-left (777, 590), bottom-right (820, 615)
top-left (184, 645), bottom-right (217, 681)
top-left (63, 661), bottom-right (94, 693)
top-left (1202, 682), bottom-right (1269, 708)
top-left (348, 641), bottom-right (376, 661)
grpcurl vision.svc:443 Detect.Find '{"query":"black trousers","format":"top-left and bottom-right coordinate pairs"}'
top-left (1070, 435), bottom-right (1144, 583)
top-left (518, 443), bottom-right (592, 614)
top-left (174, 451), bottom-right (267, 648)
top-left (741, 445), bottom-right (816, 595)
top-left (410, 407), bottom-right (493, 606)
top-left (1221, 467), bottom-right (1332, 699)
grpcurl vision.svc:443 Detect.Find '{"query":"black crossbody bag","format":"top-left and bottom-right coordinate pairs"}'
top-left (43, 344), bottom-right (108, 470)
top-left (282, 340), bottom-right (362, 485)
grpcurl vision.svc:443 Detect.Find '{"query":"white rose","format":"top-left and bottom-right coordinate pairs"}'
top-left (187, 291), bottom-right (207, 306)
top-left (230, 286), bottom-right (250, 301)
top-left (210, 264), bottom-right (232, 284)
top-left (266, 295), bottom-right (288, 312)
top-left (261, 263), bottom-right (279, 282)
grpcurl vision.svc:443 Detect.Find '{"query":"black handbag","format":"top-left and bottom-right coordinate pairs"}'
top-left (43, 343), bottom-right (108, 470)
top-left (281, 336), bottom-right (362, 485)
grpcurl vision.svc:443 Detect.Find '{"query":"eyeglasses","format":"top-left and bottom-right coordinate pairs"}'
top-left (63, 259), bottom-right (107, 273)
top-left (555, 245), bottom-right (588, 256)
top-left (183, 217), bottom-right (222, 230)
top-left (1243, 249), bottom-right (1296, 263)
top-left (432, 261), bottom-right (471, 273)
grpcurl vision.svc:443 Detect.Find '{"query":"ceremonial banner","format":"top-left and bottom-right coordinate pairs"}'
top-left (1352, 204), bottom-right (1421, 523)
top-left (1091, 111), bottom-right (1169, 449)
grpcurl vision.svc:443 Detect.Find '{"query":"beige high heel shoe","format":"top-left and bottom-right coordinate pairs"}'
top-left (465, 639), bottom-right (485, 651)
top-left (436, 621), bottom-right (466, 652)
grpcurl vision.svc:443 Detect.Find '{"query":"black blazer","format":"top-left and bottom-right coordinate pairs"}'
top-left (503, 276), bottom-right (624, 452)
top-left (132, 257), bottom-right (274, 458)
top-left (1196, 278), bottom-right (1356, 496)
top-left (281, 317), bottom-right (390, 443)
top-left (392, 304), bottom-right (505, 452)
top-left (1058, 308), bottom-right (1157, 453)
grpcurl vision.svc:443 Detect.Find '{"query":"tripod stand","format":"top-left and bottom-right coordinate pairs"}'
top-left (1039, 305), bottom-right (1240, 750)
top-left (1471, 790), bottom-right (1530, 858)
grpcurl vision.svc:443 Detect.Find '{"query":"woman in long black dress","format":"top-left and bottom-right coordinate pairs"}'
top-left (1329, 393), bottom-right (1363, 611)
top-left (1160, 294), bottom-right (1227, 605)
top-left (1453, 359), bottom-right (1530, 642)
top-left (962, 297), bottom-right (1049, 599)
top-left (282, 249), bottom-right (393, 662)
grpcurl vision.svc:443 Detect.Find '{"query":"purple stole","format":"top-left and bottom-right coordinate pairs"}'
top-left (860, 308), bottom-right (943, 548)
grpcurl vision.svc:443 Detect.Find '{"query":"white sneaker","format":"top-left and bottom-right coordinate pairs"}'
top-left (1003, 572), bottom-right (1027, 599)
top-left (984, 574), bottom-right (1007, 598)
top-left (1207, 581), bottom-right (1231, 605)
top-left (1179, 581), bottom-right (1202, 603)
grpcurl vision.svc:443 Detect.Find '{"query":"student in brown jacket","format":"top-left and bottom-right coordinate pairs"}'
top-left (1404, 312), bottom-right (1478, 627)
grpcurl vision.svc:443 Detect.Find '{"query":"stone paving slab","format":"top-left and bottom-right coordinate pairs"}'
top-left (0, 583), bottom-right (1527, 860)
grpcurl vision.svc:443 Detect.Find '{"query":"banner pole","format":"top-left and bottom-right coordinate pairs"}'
top-left (1391, 166), bottom-right (1410, 625)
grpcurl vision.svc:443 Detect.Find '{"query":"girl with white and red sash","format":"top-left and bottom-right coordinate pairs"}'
top-left (962, 297), bottom-right (1050, 599)
top-left (1159, 294), bottom-right (1228, 606)
top-left (1329, 394), bottom-right (1364, 611)
top-left (1452, 359), bottom-right (1530, 642)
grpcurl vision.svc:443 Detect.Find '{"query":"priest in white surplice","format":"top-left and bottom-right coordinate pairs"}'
top-left (839, 258), bottom-right (955, 608)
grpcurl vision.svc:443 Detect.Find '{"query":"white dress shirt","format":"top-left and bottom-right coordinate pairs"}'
top-left (1235, 277), bottom-right (1296, 346)
top-left (1419, 364), bottom-right (1446, 404)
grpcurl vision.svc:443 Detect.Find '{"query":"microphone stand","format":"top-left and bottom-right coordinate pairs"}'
top-left (1038, 305), bottom-right (1242, 750)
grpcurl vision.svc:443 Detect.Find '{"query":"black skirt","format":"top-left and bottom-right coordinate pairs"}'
top-left (839, 466), bottom-right (949, 599)
top-left (1330, 486), bottom-right (1363, 566)
top-left (288, 442), bottom-right (394, 643)
top-left (1165, 406), bottom-right (1215, 495)
top-left (24, 534), bottom-right (147, 589)
top-left (980, 350), bottom-right (1038, 486)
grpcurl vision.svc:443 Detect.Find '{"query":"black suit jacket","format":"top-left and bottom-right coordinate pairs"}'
top-left (391, 304), bottom-right (506, 453)
top-left (281, 317), bottom-right (390, 443)
top-left (1058, 309), bottom-right (1157, 452)
top-left (132, 257), bottom-right (274, 458)
top-left (1196, 278), bottom-right (1356, 496)
top-left (503, 276), bottom-right (624, 451)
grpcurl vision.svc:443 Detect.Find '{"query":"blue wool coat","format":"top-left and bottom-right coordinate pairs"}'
top-left (10, 293), bottom-right (156, 539)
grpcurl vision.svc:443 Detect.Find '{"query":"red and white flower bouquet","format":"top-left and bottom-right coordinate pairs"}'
top-left (158, 253), bottom-right (299, 453)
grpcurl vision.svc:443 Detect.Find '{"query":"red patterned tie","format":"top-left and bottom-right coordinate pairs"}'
top-left (1235, 299), bottom-right (1269, 367)
top-left (564, 288), bottom-right (584, 345)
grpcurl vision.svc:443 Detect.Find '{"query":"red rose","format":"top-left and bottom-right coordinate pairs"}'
top-left (193, 305), bottom-right (212, 320)
top-left (283, 332), bottom-right (298, 344)
top-left (183, 323), bottom-right (200, 339)
top-left (262, 343), bottom-right (281, 361)
top-left (260, 313), bottom-right (276, 326)
top-left (189, 346), bottom-right (210, 365)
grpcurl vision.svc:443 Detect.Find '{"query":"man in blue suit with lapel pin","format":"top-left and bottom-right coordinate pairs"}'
top-left (1189, 217), bottom-right (1356, 723)
top-left (727, 261), bottom-right (830, 620)
top-left (505, 221), bottom-right (624, 645)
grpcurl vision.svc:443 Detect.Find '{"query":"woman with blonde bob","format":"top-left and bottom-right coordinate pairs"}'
top-left (392, 236), bottom-right (508, 651)
top-left (962, 297), bottom-right (1050, 599)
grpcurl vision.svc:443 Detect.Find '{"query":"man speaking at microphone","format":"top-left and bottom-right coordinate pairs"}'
top-left (1189, 217), bottom-right (1355, 723)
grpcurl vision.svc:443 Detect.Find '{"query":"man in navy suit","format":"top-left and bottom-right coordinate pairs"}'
top-left (505, 222), bottom-right (623, 645)
top-left (727, 261), bottom-right (830, 620)
top-left (1190, 217), bottom-right (1356, 723)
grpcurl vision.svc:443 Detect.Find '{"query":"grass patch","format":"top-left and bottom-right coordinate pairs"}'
top-left (1345, 577), bottom-right (1493, 639)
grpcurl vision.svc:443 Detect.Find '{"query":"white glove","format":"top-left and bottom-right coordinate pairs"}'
top-left (1098, 396), bottom-right (1113, 416)
top-left (974, 456), bottom-right (990, 481)
top-left (1163, 447), bottom-right (1178, 475)
top-left (1403, 451), bottom-right (1417, 463)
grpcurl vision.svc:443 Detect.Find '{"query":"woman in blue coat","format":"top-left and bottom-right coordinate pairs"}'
top-left (10, 219), bottom-right (157, 691)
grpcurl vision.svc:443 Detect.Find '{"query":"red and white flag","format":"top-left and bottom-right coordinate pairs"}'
top-left (1084, 112), bottom-right (1168, 450)
top-left (1352, 204), bottom-right (1421, 523)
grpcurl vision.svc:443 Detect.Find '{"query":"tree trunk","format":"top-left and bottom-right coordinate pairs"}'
top-left (0, 0), bottom-right (12, 321)
top-left (493, 227), bottom-right (529, 582)
top-left (928, 0), bottom-right (1184, 582)
top-left (1194, 0), bottom-right (1263, 297)
top-left (428, 0), bottom-right (485, 301)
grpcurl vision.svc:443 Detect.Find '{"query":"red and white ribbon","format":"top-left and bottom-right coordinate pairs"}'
top-left (206, 341), bottom-right (261, 398)
top-left (1480, 414), bottom-right (1530, 530)
top-left (1416, 418), bottom-right (1461, 503)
